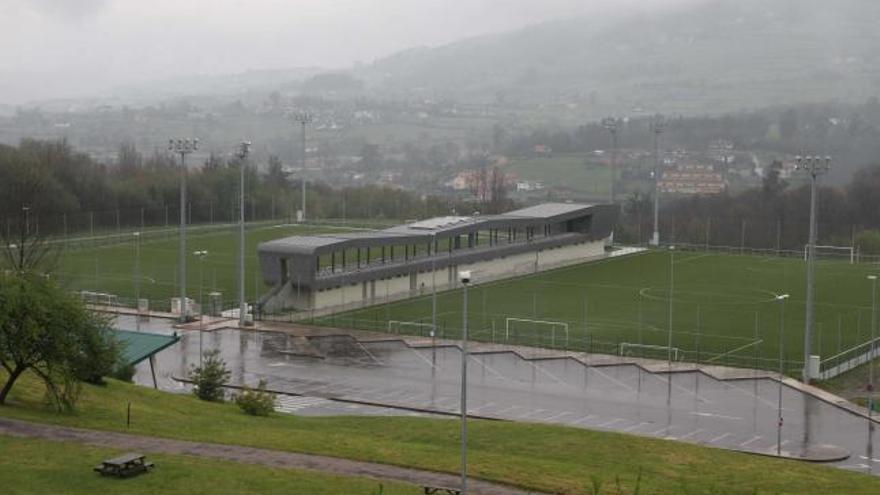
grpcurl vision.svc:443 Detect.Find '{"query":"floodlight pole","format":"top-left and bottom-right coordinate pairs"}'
top-left (776, 294), bottom-right (789, 456)
top-left (431, 232), bottom-right (438, 371)
top-left (667, 245), bottom-right (675, 406)
top-left (650, 115), bottom-right (666, 246)
top-left (169, 138), bottom-right (199, 323)
top-left (869, 275), bottom-right (878, 428)
top-left (236, 141), bottom-right (251, 327)
top-left (293, 112), bottom-right (313, 222)
top-left (134, 232), bottom-right (141, 332)
top-left (795, 155), bottom-right (830, 382)
top-left (459, 271), bottom-right (471, 494)
top-left (601, 117), bottom-right (620, 204)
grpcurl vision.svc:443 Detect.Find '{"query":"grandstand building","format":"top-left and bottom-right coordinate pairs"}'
top-left (257, 203), bottom-right (618, 314)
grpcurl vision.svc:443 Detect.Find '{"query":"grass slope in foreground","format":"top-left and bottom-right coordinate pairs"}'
top-left (327, 251), bottom-right (877, 369)
top-left (1, 372), bottom-right (878, 494)
top-left (0, 435), bottom-right (416, 495)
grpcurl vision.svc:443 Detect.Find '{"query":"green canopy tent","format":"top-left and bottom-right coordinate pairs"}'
top-left (113, 329), bottom-right (180, 389)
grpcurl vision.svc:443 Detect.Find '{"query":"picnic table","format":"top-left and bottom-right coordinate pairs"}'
top-left (93, 453), bottom-right (154, 478)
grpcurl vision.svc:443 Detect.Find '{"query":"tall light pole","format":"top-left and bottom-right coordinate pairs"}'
top-left (194, 250), bottom-right (208, 364)
top-left (431, 232), bottom-right (438, 371)
top-left (776, 293), bottom-right (790, 456)
top-left (169, 138), bottom-right (199, 323)
top-left (236, 141), bottom-right (251, 327)
top-left (292, 112), bottom-right (313, 222)
top-left (650, 115), bottom-right (666, 246)
top-left (459, 270), bottom-right (472, 494)
top-left (667, 245), bottom-right (675, 406)
top-left (133, 232), bottom-right (141, 332)
top-left (601, 117), bottom-right (620, 204)
top-left (795, 155), bottom-right (830, 382)
top-left (869, 275), bottom-right (878, 424)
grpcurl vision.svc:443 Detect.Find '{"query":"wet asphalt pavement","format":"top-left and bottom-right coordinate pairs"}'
top-left (121, 315), bottom-right (880, 476)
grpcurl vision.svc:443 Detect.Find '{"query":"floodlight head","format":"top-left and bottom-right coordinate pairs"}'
top-left (459, 270), bottom-right (472, 284)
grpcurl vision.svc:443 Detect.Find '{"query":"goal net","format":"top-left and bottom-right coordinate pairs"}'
top-left (805, 245), bottom-right (854, 264)
top-left (505, 318), bottom-right (569, 347)
top-left (387, 320), bottom-right (436, 337)
top-left (619, 342), bottom-right (684, 361)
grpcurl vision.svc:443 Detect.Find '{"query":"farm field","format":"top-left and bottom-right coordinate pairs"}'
top-left (52, 221), bottom-right (370, 312)
top-left (506, 154), bottom-right (615, 197)
top-left (322, 250), bottom-right (879, 371)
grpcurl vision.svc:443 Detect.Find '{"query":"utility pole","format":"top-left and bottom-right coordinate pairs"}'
top-left (869, 275), bottom-right (878, 428)
top-left (134, 232), bottom-right (141, 332)
top-left (776, 294), bottom-right (789, 456)
top-left (236, 141), bottom-right (251, 327)
top-left (169, 138), bottom-right (198, 323)
top-left (795, 155), bottom-right (830, 382)
top-left (292, 112), bottom-right (313, 222)
top-left (459, 270), bottom-right (472, 494)
top-left (601, 117), bottom-right (621, 204)
top-left (650, 115), bottom-right (666, 246)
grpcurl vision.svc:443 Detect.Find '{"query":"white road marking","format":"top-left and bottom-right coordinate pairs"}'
top-left (690, 411), bottom-right (741, 421)
top-left (678, 428), bottom-right (705, 440)
top-left (708, 433), bottom-right (732, 444)
top-left (622, 422), bottom-right (651, 433)
top-left (573, 414), bottom-right (600, 425)
top-left (739, 435), bottom-right (763, 447)
top-left (598, 418), bottom-right (625, 428)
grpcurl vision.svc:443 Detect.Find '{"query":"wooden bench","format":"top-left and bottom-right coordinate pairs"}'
top-left (93, 453), bottom-right (154, 478)
top-left (423, 486), bottom-right (461, 495)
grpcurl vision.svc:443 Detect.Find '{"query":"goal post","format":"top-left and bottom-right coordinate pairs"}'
top-left (806, 245), bottom-right (854, 264)
top-left (505, 317), bottom-right (569, 347)
top-left (619, 342), bottom-right (684, 361)
top-left (387, 320), bottom-right (436, 336)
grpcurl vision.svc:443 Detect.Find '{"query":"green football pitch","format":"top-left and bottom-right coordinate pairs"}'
top-left (320, 250), bottom-right (880, 372)
top-left (52, 222), bottom-right (358, 312)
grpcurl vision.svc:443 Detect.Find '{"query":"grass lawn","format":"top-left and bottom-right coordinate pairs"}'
top-left (1, 371), bottom-right (879, 494)
top-left (324, 250), bottom-right (879, 371)
top-left (53, 222), bottom-right (366, 312)
top-left (0, 435), bottom-right (417, 495)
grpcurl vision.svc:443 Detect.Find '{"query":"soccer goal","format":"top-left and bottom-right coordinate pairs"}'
top-left (619, 342), bottom-right (684, 361)
top-left (805, 245), bottom-right (854, 264)
top-left (505, 318), bottom-right (569, 347)
top-left (387, 320), bottom-right (436, 337)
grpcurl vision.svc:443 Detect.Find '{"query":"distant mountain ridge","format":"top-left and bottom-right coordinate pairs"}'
top-left (362, 0), bottom-right (880, 113)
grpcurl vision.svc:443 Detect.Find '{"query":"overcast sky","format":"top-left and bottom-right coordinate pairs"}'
top-left (1, 0), bottom-right (703, 105)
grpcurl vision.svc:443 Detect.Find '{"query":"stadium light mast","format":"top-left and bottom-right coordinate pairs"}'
top-left (133, 232), bottom-right (141, 332)
top-left (650, 115), bottom-right (666, 246)
top-left (869, 275), bottom-right (878, 428)
top-left (194, 249), bottom-right (209, 364)
top-left (601, 117), bottom-right (621, 204)
top-left (667, 245), bottom-right (675, 406)
top-left (795, 155), bottom-right (830, 383)
top-left (169, 138), bottom-right (199, 323)
top-left (236, 141), bottom-right (251, 327)
top-left (775, 293), bottom-right (790, 456)
top-left (459, 270), bottom-right (472, 494)
top-left (292, 112), bottom-right (313, 222)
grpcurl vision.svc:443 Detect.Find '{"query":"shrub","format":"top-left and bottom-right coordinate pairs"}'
top-left (189, 349), bottom-right (230, 402)
top-left (235, 379), bottom-right (276, 416)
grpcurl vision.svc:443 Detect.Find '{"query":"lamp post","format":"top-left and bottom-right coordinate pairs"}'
top-left (193, 250), bottom-right (208, 364)
top-left (601, 117), bottom-right (620, 204)
top-left (776, 293), bottom-right (789, 456)
top-left (459, 270), bottom-right (472, 494)
top-left (133, 232), bottom-right (141, 332)
top-left (292, 112), bottom-right (313, 222)
top-left (236, 141), bottom-right (251, 327)
top-left (667, 245), bottom-right (675, 406)
top-left (795, 155), bottom-right (830, 382)
top-left (169, 138), bottom-right (199, 323)
top-left (431, 232), bottom-right (438, 371)
top-left (869, 275), bottom-right (878, 426)
top-left (650, 115), bottom-right (666, 246)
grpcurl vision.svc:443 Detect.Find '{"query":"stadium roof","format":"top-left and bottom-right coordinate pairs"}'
top-left (259, 202), bottom-right (600, 257)
top-left (114, 329), bottom-right (180, 367)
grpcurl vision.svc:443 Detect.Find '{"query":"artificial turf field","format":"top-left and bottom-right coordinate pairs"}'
top-left (52, 222), bottom-right (358, 312)
top-left (322, 249), bottom-right (879, 371)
